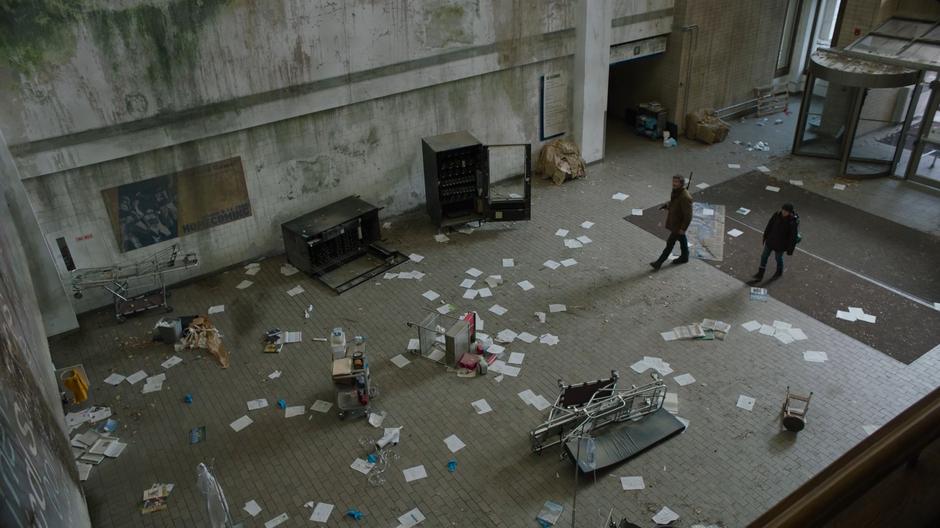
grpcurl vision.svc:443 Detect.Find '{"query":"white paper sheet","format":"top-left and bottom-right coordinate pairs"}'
top-left (833, 183), bottom-right (846, 190)
top-left (673, 373), bottom-right (696, 386)
top-left (775, 331), bottom-right (795, 344)
top-left (539, 333), bottom-right (559, 345)
top-left (508, 352), bottom-right (525, 365)
top-left (391, 354), bottom-right (411, 368)
top-left (436, 304), bottom-right (454, 315)
top-left (462, 289), bottom-right (478, 300)
top-left (611, 192), bottom-right (629, 201)
top-left (403, 465), bottom-right (427, 482)
top-left (208, 305), bottom-right (225, 314)
top-left (517, 389), bottom-right (536, 405)
top-left (727, 228), bottom-right (744, 237)
top-left (434, 233), bottom-right (450, 243)
top-left (285, 405), bottom-right (305, 418)
top-left (286, 285), bottom-right (305, 296)
top-left (517, 332), bottom-right (537, 343)
top-left (696, 182), bottom-right (710, 189)
top-left (759, 324), bottom-right (776, 336)
top-left (268, 370), bottom-right (282, 379)
top-left (247, 398), bottom-right (269, 411)
top-left (244, 500), bottom-right (262, 517)
top-left (421, 290), bottom-right (440, 301)
top-left (765, 185), bottom-right (781, 192)
top-left (126, 371), bottom-right (147, 385)
top-left (543, 260), bottom-right (560, 270)
top-left (427, 348), bottom-right (445, 362)
top-left (560, 258), bottom-right (577, 267)
top-left (555, 228), bottom-right (569, 237)
top-left (549, 304), bottom-right (566, 313)
top-left (727, 163), bottom-right (741, 169)
top-left (264, 513), bottom-right (289, 528)
top-left (702, 208), bottom-right (715, 216)
top-left (858, 313), bottom-right (877, 323)
top-left (409, 253), bottom-right (424, 263)
top-left (836, 310), bottom-right (857, 322)
top-left (236, 280), bottom-right (254, 289)
top-left (517, 280), bottom-right (534, 291)
top-left (737, 207), bottom-right (751, 215)
top-left (310, 400), bottom-right (333, 413)
top-left (471, 399), bottom-right (492, 414)
top-left (660, 331), bottom-right (677, 341)
top-left (443, 434), bottom-right (465, 453)
top-left (652, 506), bottom-right (679, 525)
top-left (478, 287), bottom-right (493, 298)
top-left (501, 365), bottom-right (521, 377)
top-left (310, 502), bottom-right (334, 523)
top-left (245, 267), bottom-right (261, 276)
top-left (466, 268), bottom-right (483, 277)
top-left (663, 392), bottom-right (679, 414)
top-left (773, 320), bottom-right (792, 329)
top-left (350, 458), bottom-right (375, 474)
top-left (756, 165), bottom-right (770, 173)
top-left (631, 208), bottom-right (644, 216)
top-left (576, 235), bottom-right (592, 244)
top-left (580, 221), bottom-right (594, 229)
top-left (284, 331), bottom-right (302, 343)
top-left (398, 507), bottom-right (426, 527)
top-left (620, 476), bottom-right (645, 490)
top-left (803, 350), bottom-right (829, 363)
top-left (564, 239), bottom-right (583, 248)
top-left (530, 395), bottom-right (552, 411)
top-left (742, 320), bottom-right (762, 332)
top-left (230, 415), bottom-right (253, 432)
top-left (788, 328), bottom-right (808, 340)
top-left (103, 373), bottom-right (125, 385)
top-left (280, 264), bottom-right (299, 276)
top-left (790, 180), bottom-right (804, 186)
top-left (736, 395), bottom-right (756, 411)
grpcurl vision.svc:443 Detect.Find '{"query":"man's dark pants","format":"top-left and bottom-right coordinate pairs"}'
top-left (655, 232), bottom-right (689, 264)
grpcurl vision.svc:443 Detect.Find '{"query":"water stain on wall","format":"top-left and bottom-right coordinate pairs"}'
top-left (422, 0), bottom-right (478, 49)
top-left (281, 154), bottom-right (338, 201)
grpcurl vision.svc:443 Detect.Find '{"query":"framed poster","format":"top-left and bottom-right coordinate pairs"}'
top-left (540, 72), bottom-right (567, 140)
top-left (102, 157), bottom-right (251, 252)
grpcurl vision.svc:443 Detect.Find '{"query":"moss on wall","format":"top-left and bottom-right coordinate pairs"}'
top-left (0, 0), bottom-right (83, 70)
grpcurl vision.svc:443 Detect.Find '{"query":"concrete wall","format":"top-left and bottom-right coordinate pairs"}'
top-left (0, 1), bottom-right (674, 314)
top-left (1, 132), bottom-right (91, 527)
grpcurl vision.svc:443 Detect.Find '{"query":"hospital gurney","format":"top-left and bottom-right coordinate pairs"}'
top-left (530, 371), bottom-right (686, 471)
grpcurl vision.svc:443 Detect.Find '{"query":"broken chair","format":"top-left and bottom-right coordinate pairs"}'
top-left (782, 386), bottom-right (813, 432)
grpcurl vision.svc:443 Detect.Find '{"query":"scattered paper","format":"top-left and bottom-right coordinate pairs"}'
top-left (673, 373), bottom-right (696, 386)
top-left (652, 506), bottom-right (680, 525)
top-left (443, 434), bottom-right (465, 453)
top-left (502, 258), bottom-right (514, 267)
top-left (244, 500), bottom-right (262, 517)
top-left (409, 253), bottom-right (424, 263)
top-left (284, 405), bottom-right (305, 418)
top-left (508, 352), bottom-right (525, 365)
top-left (484, 275), bottom-right (502, 288)
top-left (245, 267), bottom-right (261, 277)
top-left (403, 465), bottom-right (428, 482)
top-left (737, 207), bottom-right (751, 215)
top-left (309, 502), bottom-right (334, 523)
top-left (564, 238), bottom-right (583, 249)
top-left (398, 507), bottom-right (426, 528)
top-left (803, 350), bottom-right (829, 363)
top-left (576, 235), bottom-right (592, 244)
top-left (660, 331), bottom-right (677, 341)
top-left (489, 304), bottom-right (507, 316)
top-left (539, 333), bottom-right (559, 346)
top-left (103, 373), bottom-right (125, 385)
top-left (368, 411), bottom-right (386, 428)
top-left (696, 182), bottom-right (710, 189)
top-left (268, 370), bottom-right (282, 379)
top-left (496, 329), bottom-right (518, 342)
top-left (555, 228), bottom-right (569, 237)
top-left (620, 476), bottom-right (645, 490)
top-left (283, 331), bottom-right (302, 343)
top-left (775, 331), bottom-right (794, 344)
top-left (247, 398), bottom-right (269, 411)
top-left (463, 289), bottom-right (478, 300)
top-left (560, 258), bottom-right (577, 267)
top-left (736, 395), bottom-right (756, 411)
top-left (390, 354), bottom-right (411, 368)
top-left (208, 305), bottom-right (225, 315)
top-left (612, 192), bottom-right (629, 201)
top-left (833, 183), bottom-right (846, 190)
top-left (727, 228), bottom-right (744, 237)
top-left (236, 280), bottom-right (254, 289)
top-left (580, 221), bottom-right (594, 229)
top-left (790, 180), bottom-right (804, 186)
top-left (789, 328), bottom-right (808, 340)
top-left (765, 185), bottom-right (781, 192)
top-left (230, 415), bottom-right (253, 432)
top-left (466, 268), bottom-right (483, 278)
top-left (543, 260), bottom-right (561, 270)
top-left (471, 399), bottom-right (492, 414)
top-left (836, 310), bottom-right (857, 322)
top-left (727, 163), bottom-right (741, 169)
top-left (478, 287), bottom-right (493, 298)
top-left (406, 339), bottom-right (420, 351)
top-left (517, 280), bottom-right (534, 291)
top-left (517, 332), bottom-right (537, 343)
top-left (858, 313), bottom-right (877, 323)
top-left (549, 304), bottom-right (566, 313)
top-left (759, 324), bottom-right (776, 336)
top-left (280, 264), bottom-right (299, 276)
top-left (757, 165), bottom-right (770, 173)
top-left (310, 400), bottom-right (332, 413)
top-left (631, 208), bottom-right (644, 216)
top-left (350, 458), bottom-right (375, 475)
top-left (428, 349), bottom-right (445, 362)
top-left (126, 371), bottom-right (147, 385)
top-left (264, 513), bottom-right (289, 528)
top-left (530, 395), bottom-right (552, 410)
top-left (488, 343), bottom-right (505, 356)
top-left (286, 285), bottom-right (305, 297)
top-left (742, 320), bottom-right (761, 332)
top-left (422, 290), bottom-right (440, 301)
top-left (436, 304), bottom-right (454, 315)
top-left (434, 233), bottom-right (450, 243)
top-left (702, 208), bottom-right (715, 216)
top-left (517, 389), bottom-right (537, 405)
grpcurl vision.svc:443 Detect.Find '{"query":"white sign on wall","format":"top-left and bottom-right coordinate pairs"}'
top-left (540, 72), bottom-right (567, 140)
top-left (610, 35), bottom-right (668, 65)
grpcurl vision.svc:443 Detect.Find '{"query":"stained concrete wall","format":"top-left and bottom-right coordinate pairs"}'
top-left (0, 1), bottom-right (675, 314)
top-left (0, 132), bottom-right (91, 527)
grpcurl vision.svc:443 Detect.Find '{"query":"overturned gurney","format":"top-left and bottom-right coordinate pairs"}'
top-left (530, 371), bottom-right (686, 472)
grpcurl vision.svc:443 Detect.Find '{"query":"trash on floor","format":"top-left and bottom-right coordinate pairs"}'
top-left (182, 316), bottom-right (229, 368)
top-left (652, 505), bottom-right (679, 525)
top-left (835, 306), bottom-right (877, 324)
top-left (536, 500), bottom-right (564, 527)
top-left (189, 426), bottom-right (206, 444)
top-left (141, 483), bottom-right (174, 514)
top-left (749, 287), bottom-right (768, 302)
top-left (686, 108), bottom-right (730, 144)
top-left (537, 138), bottom-right (586, 185)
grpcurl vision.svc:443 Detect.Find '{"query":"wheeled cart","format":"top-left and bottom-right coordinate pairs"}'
top-left (332, 353), bottom-right (377, 420)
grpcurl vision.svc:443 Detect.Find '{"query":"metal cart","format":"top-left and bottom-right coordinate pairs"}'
top-left (331, 354), bottom-right (377, 420)
top-left (406, 309), bottom-right (475, 367)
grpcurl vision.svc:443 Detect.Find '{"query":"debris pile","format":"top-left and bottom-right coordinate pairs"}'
top-left (181, 316), bottom-right (229, 368)
top-left (537, 138), bottom-right (586, 185)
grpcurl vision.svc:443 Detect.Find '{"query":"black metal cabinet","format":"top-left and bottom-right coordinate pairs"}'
top-left (422, 131), bottom-right (531, 228)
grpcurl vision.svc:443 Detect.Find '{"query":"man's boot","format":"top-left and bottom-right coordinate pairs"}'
top-left (649, 261), bottom-right (662, 270)
top-left (750, 267), bottom-right (765, 281)
top-left (772, 268), bottom-right (783, 279)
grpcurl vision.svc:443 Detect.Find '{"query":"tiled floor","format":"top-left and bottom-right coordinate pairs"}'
top-left (52, 107), bottom-right (940, 527)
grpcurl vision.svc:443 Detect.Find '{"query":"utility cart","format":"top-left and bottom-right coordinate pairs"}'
top-left (331, 352), bottom-right (376, 420)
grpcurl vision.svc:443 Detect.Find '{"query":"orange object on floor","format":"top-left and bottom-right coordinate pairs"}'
top-left (62, 368), bottom-right (89, 404)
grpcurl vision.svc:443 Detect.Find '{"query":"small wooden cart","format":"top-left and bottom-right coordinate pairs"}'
top-left (331, 354), bottom-right (377, 420)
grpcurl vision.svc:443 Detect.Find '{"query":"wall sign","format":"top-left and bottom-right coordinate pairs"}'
top-left (610, 35), bottom-right (668, 65)
top-left (102, 157), bottom-right (251, 252)
top-left (540, 72), bottom-right (568, 140)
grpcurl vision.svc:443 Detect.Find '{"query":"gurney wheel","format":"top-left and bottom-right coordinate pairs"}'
top-left (338, 411), bottom-right (346, 420)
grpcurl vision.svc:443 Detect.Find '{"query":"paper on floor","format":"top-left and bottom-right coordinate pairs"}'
top-left (103, 373), bottom-right (125, 385)
top-left (728, 228), bottom-right (744, 237)
top-left (517, 332), bottom-right (537, 343)
top-left (489, 304), bottom-right (507, 316)
top-left (434, 233), bottom-right (450, 243)
top-left (350, 458), bottom-right (375, 475)
top-left (620, 476), bottom-right (645, 490)
top-left (741, 320), bottom-right (761, 332)
top-left (286, 285), bottom-right (305, 297)
top-left (517, 280), bottom-right (534, 291)
top-left (736, 395), bottom-right (756, 411)
top-left (436, 304), bottom-right (454, 315)
top-left (736, 207), bottom-right (751, 215)
top-left (833, 183), bottom-right (846, 190)
top-left (803, 350), bottom-right (828, 363)
top-left (310, 400), bottom-right (332, 413)
top-left (391, 354), bottom-right (411, 368)
top-left (245, 267), bottom-right (261, 277)
top-left (268, 370), bottom-right (282, 380)
top-left (502, 258), bottom-right (514, 267)
top-left (836, 310), bottom-right (857, 322)
top-left (409, 253), bottom-right (424, 263)
top-left (759, 324), bottom-right (776, 336)
top-left (663, 392), bottom-right (679, 414)
top-left (652, 506), bottom-right (679, 525)
top-left (403, 465), bottom-right (427, 482)
top-left (555, 228), bottom-right (569, 237)
top-left (756, 165), bottom-right (770, 173)
top-left (471, 399), bottom-right (492, 414)
top-left (576, 235), bottom-right (592, 244)
top-left (478, 287), bottom-right (493, 298)
top-left (236, 280), bottom-right (254, 289)
top-left (702, 208), bottom-right (715, 216)
top-left (543, 260), bottom-right (561, 270)
top-left (465, 267), bottom-right (483, 277)
top-left (508, 352), bottom-right (525, 365)
top-left (560, 258), bottom-right (577, 267)
top-left (790, 180), bottom-right (804, 186)
top-left (564, 238), bottom-right (583, 248)
top-left (230, 415), bottom-right (253, 432)
top-left (422, 290), bottom-right (440, 301)
top-left (284, 405), bottom-right (305, 418)
top-left (244, 500), bottom-right (262, 517)
top-left (611, 192), bottom-right (629, 201)
top-left (660, 331), bottom-right (677, 341)
top-left (264, 513), bottom-right (288, 528)
top-left (695, 182), bottom-right (710, 189)
top-left (765, 185), bottom-right (781, 192)
top-left (247, 398), bottom-right (269, 411)
top-left (280, 264), bottom-right (299, 276)
top-left (727, 163), bottom-right (741, 169)
top-left (631, 208), bottom-right (644, 216)
top-left (126, 371), bottom-right (147, 385)
top-left (462, 289), bottom-right (478, 300)
top-left (398, 507), bottom-right (426, 527)
top-left (549, 304), bottom-right (566, 313)
top-left (309, 502), bottom-right (334, 523)
top-left (530, 395), bottom-right (552, 411)
top-left (539, 333), bottom-right (559, 345)
top-left (487, 343), bottom-right (505, 356)
top-left (443, 434), bottom-right (465, 453)
top-left (208, 305), bottom-right (225, 315)
top-left (673, 373), bottom-right (696, 386)
top-left (580, 221), bottom-right (594, 229)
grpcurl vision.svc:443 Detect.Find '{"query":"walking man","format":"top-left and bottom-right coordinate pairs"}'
top-left (650, 174), bottom-right (693, 270)
top-left (750, 203), bottom-right (800, 283)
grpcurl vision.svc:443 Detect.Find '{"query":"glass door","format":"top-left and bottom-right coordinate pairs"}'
top-left (483, 144), bottom-right (531, 222)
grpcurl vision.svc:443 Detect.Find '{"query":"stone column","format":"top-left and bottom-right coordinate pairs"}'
top-left (573, 0), bottom-right (612, 164)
